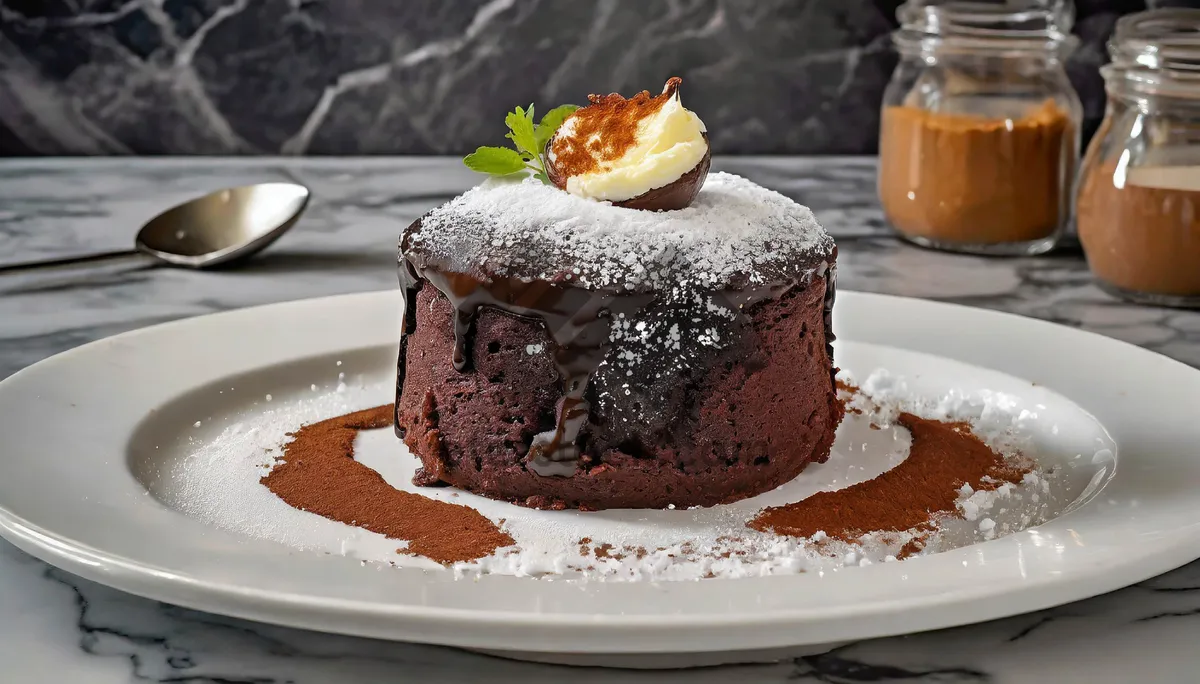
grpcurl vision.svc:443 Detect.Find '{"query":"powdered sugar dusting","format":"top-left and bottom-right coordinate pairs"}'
top-left (845, 368), bottom-right (1034, 462)
top-left (405, 172), bottom-right (834, 290)
top-left (150, 376), bottom-right (426, 564)
top-left (836, 368), bottom-right (1075, 545)
top-left (141, 359), bottom-right (1109, 582)
top-left (455, 369), bottom-right (1065, 581)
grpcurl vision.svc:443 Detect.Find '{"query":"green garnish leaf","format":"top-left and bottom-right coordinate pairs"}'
top-left (534, 104), bottom-right (580, 153)
top-left (504, 104), bottom-right (539, 158)
top-left (463, 146), bottom-right (528, 175)
top-left (464, 102), bottom-right (579, 184)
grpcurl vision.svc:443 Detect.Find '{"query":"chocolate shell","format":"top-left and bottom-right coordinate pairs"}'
top-left (544, 143), bottom-right (568, 193)
top-left (545, 133), bottom-right (712, 212)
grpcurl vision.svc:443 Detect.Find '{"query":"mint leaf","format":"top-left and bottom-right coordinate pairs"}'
top-left (463, 146), bottom-right (527, 175)
top-left (504, 104), bottom-right (539, 159)
top-left (534, 104), bottom-right (580, 153)
top-left (464, 101), bottom-right (580, 181)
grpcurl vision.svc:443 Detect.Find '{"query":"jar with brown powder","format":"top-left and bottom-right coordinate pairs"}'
top-left (1077, 9), bottom-right (1200, 308)
top-left (879, 0), bottom-right (1081, 255)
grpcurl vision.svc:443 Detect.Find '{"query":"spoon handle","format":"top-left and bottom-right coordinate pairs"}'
top-left (0, 249), bottom-right (157, 292)
top-left (0, 249), bottom-right (150, 275)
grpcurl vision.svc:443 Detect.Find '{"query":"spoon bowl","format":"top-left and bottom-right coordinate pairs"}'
top-left (0, 181), bottom-right (312, 289)
top-left (136, 183), bottom-right (311, 268)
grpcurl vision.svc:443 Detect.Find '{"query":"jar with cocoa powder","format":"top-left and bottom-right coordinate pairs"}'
top-left (1077, 9), bottom-right (1200, 308)
top-left (879, 0), bottom-right (1081, 255)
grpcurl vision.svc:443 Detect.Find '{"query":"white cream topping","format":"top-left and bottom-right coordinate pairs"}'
top-left (554, 91), bottom-right (708, 202)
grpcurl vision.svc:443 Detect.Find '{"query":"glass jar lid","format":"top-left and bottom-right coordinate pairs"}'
top-left (1104, 9), bottom-right (1200, 100)
top-left (894, 0), bottom-right (1076, 56)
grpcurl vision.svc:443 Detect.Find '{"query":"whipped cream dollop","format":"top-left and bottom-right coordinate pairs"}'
top-left (547, 78), bottom-right (708, 204)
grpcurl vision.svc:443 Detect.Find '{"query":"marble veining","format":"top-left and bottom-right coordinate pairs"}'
top-left (1, 156), bottom-right (1199, 682)
top-left (0, 0), bottom-right (1170, 156)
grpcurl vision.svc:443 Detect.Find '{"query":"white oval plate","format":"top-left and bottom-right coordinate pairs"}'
top-left (0, 290), bottom-right (1198, 659)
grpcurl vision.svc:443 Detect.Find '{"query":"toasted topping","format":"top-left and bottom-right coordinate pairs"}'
top-left (547, 78), bottom-right (709, 205)
top-left (550, 78), bottom-right (682, 178)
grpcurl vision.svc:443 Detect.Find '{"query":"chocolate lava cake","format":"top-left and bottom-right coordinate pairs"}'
top-left (394, 172), bottom-right (840, 510)
top-left (394, 78), bottom-right (839, 510)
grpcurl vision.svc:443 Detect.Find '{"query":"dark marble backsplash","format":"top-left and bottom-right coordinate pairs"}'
top-left (0, 0), bottom-right (1173, 156)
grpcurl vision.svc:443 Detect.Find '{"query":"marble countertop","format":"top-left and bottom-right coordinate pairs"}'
top-left (1, 157), bottom-right (1198, 683)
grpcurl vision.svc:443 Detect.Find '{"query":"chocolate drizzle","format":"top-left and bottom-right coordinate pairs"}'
top-left (823, 246), bottom-right (838, 385)
top-left (407, 261), bottom-right (653, 476)
top-left (396, 233), bottom-right (838, 479)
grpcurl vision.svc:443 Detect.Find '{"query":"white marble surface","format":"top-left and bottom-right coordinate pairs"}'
top-left (1, 157), bottom-right (1198, 683)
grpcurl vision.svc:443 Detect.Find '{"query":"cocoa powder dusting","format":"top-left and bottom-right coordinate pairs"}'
top-left (834, 379), bottom-right (858, 394)
top-left (895, 537), bottom-right (926, 560)
top-left (835, 378), bottom-right (863, 415)
top-left (549, 77), bottom-right (681, 178)
top-left (261, 404), bottom-right (514, 565)
top-left (748, 413), bottom-right (1029, 541)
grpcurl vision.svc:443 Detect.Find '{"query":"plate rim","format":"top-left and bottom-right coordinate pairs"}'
top-left (2, 288), bottom-right (1199, 653)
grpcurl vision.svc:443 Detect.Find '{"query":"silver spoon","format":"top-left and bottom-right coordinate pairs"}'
top-left (0, 182), bottom-right (311, 283)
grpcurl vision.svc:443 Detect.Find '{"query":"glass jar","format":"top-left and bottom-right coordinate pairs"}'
top-left (1077, 9), bottom-right (1200, 308)
top-left (879, 0), bottom-right (1082, 255)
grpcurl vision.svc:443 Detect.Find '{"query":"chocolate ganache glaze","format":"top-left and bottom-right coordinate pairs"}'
top-left (394, 173), bottom-right (836, 482)
top-left (398, 254), bottom-right (652, 476)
